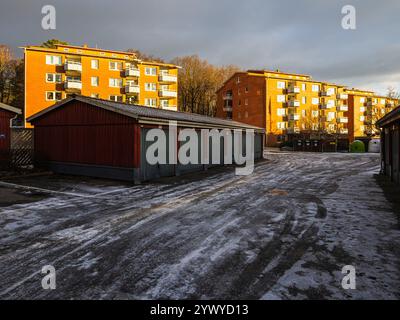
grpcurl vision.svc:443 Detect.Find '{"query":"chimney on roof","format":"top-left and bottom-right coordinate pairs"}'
top-left (83, 44), bottom-right (88, 48)
top-left (276, 69), bottom-right (280, 72)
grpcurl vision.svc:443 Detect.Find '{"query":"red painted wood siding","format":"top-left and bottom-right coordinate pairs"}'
top-left (0, 110), bottom-right (14, 161)
top-left (31, 101), bottom-right (137, 168)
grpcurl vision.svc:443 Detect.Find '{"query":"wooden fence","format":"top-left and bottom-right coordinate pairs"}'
top-left (10, 128), bottom-right (34, 167)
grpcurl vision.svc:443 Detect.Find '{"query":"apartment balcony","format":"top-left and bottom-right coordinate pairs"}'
top-left (159, 90), bottom-right (178, 98)
top-left (159, 74), bottom-right (178, 83)
top-left (287, 86), bottom-right (300, 94)
top-left (288, 114), bottom-right (300, 121)
top-left (161, 105), bottom-right (178, 111)
top-left (125, 68), bottom-right (140, 77)
top-left (320, 91), bottom-right (328, 97)
top-left (125, 84), bottom-right (140, 94)
top-left (64, 80), bottom-right (82, 90)
top-left (288, 100), bottom-right (300, 107)
top-left (367, 100), bottom-right (377, 106)
top-left (286, 127), bottom-right (300, 134)
top-left (337, 93), bottom-right (349, 100)
top-left (337, 117), bottom-right (348, 123)
top-left (337, 105), bottom-right (348, 112)
top-left (64, 61), bottom-right (82, 72)
top-left (319, 104), bottom-right (327, 110)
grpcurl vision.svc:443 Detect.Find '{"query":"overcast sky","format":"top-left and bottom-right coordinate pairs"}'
top-left (1, 0), bottom-right (399, 94)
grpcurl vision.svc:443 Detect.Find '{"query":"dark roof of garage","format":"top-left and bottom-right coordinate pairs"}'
top-left (0, 102), bottom-right (21, 114)
top-left (27, 95), bottom-right (264, 132)
top-left (376, 105), bottom-right (400, 127)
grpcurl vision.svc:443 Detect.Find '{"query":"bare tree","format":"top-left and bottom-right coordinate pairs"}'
top-left (126, 48), bottom-right (165, 63)
top-left (0, 45), bottom-right (24, 108)
top-left (171, 55), bottom-right (241, 115)
top-left (387, 86), bottom-right (400, 99)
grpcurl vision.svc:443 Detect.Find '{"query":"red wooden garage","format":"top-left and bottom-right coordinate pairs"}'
top-left (27, 95), bottom-right (264, 182)
top-left (0, 102), bottom-right (21, 165)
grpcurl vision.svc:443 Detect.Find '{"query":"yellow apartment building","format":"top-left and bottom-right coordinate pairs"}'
top-left (22, 44), bottom-right (179, 127)
top-left (216, 70), bottom-right (398, 146)
top-left (346, 88), bottom-right (398, 140)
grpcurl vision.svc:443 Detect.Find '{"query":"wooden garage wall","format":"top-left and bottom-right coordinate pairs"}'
top-left (32, 101), bottom-right (137, 168)
top-left (0, 109), bottom-right (14, 162)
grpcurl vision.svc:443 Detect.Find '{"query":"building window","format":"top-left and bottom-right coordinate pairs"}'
top-left (277, 81), bottom-right (285, 89)
top-left (237, 77), bottom-right (241, 84)
top-left (301, 83), bottom-right (306, 91)
top-left (327, 112), bottom-right (336, 121)
top-left (277, 95), bottom-right (286, 103)
top-left (360, 115), bottom-right (365, 121)
top-left (381, 99), bottom-right (386, 104)
top-left (312, 84), bottom-right (320, 92)
top-left (360, 97), bottom-right (366, 103)
top-left (109, 95), bottom-right (123, 102)
top-left (245, 98), bottom-right (248, 105)
top-left (277, 122), bottom-right (286, 129)
top-left (301, 109), bottom-right (307, 117)
top-left (46, 73), bottom-right (62, 83)
top-left (312, 110), bottom-right (319, 118)
top-left (91, 59), bottom-right (99, 69)
top-left (91, 76), bottom-right (99, 87)
top-left (46, 91), bottom-right (62, 101)
top-left (312, 97), bottom-right (319, 105)
top-left (45, 55), bottom-right (62, 65)
top-left (145, 83), bottom-right (157, 91)
top-left (327, 88), bottom-right (336, 96)
top-left (327, 100), bottom-right (335, 108)
top-left (277, 108), bottom-right (286, 116)
top-left (109, 61), bottom-right (122, 71)
top-left (109, 78), bottom-right (122, 88)
top-left (91, 93), bottom-right (99, 98)
top-left (238, 100), bottom-right (241, 106)
top-left (160, 100), bottom-right (169, 108)
top-left (245, 87), bottom-right (249, 93)
top-left (312, 123), bottom-right (319, 131)
top-left (328, 124), bottom-right (336, 131)
top-left (145, 67), bottom-right (157, 76)
top-left (145, 98), bottom-right (157, 107)
top-left (360, 106), bottom-right (365, 112)
top-left (302, 96), bottom-right (306, 105)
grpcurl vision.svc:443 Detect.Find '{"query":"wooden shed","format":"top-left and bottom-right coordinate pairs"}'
top-left (377, 105), bottom-right (400, 184)
top-left (27, 95), bottom-right (264, 182)
top-left (0, 102), bottom-right (21, 165)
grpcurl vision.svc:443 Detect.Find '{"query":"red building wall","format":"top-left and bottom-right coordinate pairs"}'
top-left (216, 73), bottom-right (266, 132)
top-left (31, 101), bottom-right (138, 168)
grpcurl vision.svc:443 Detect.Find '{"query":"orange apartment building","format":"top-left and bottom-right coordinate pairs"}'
top-left (216, 70), bottom-right (398, 146)
top-left (22, 44), bottom-right (179, 127)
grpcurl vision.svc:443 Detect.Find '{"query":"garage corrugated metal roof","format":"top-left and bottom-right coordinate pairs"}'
top-left (376, 105), bottom-right (400, 127)
top-left (0, 102), bottom-right (21, 114)
top-left (27, 95), bottom-right (264, 132)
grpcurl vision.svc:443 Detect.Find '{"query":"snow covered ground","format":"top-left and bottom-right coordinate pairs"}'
top-left (0, 152), bottom-right (399, 299)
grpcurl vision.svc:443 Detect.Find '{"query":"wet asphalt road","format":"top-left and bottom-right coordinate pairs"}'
top-left (0, 152), bottom-right (399, 299)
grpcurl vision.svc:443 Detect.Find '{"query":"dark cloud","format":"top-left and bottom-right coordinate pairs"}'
top-left (1, 0), bottom-right (399, 94)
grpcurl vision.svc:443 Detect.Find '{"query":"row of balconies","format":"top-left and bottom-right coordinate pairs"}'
top-left (285, 127), bottom-right (349, 134)
top-left (280, 113), bottom-right (348, 124)
top-left (64, 61), bottom-right (177, 82)
top-left (64, 80), bottom-right (177, 97)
